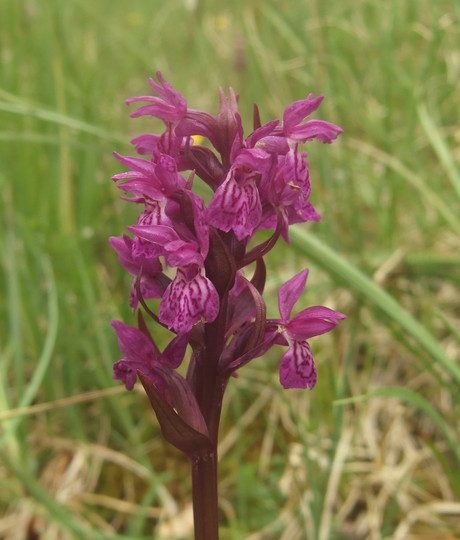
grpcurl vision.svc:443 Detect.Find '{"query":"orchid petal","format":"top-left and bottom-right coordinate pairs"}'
top-left (160, 332), bottom-right (190, 369)
top-left (290, 120), bottom-right (343, 144)
top-left (111, 320), bottom-right (157, 366)
top-left (277, 269), bottom-right (309, 321)
top-left (128, 224), bottom-right (180, 246)
top-left (283, 94), bottom-right (323, 131)
top-left (288, 305), bottom-right (346, 340)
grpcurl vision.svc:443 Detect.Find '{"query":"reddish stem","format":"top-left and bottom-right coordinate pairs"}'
top-left (191, 450), bottom-right (220, 540)
top-left (189, 291), bottom-right (231, 539)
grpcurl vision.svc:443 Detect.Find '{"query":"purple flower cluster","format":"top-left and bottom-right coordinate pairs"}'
top-left (110, 73), bottom-right (345, 449)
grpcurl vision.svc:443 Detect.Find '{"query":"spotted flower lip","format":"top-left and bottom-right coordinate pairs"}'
top-left (207, 168), bottom-right (262, 241)
top-left (279, 340), bottom-right (317, 389)
top-left (159, 266), bottom-right (219, 334)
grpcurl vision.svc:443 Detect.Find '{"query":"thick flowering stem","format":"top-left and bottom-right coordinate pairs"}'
top-left (189, 289), bottom-right (232, 539)
top-left (189, 352), bottom-right (226, 540)
top-left (189, 381), bottom-right (222, 540)
top-left (192, 451), bottom-right (219, 540)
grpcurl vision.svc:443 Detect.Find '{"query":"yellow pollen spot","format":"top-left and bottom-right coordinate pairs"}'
top-left (192, 135), bottom-right (205, 146)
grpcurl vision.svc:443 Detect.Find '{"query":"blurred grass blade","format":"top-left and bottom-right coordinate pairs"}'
top-left (0, 256), bottom-right (58, 448)
top-left (435, 310), bottom-right (460, 345)
top-left (0, 96), bottom-right (126, 145)
top-left (17, 257), bottom-right (58, 410)
top-left (0, 386), bottom-right (126, 422)
top-left (418, 104), bottom-right (460, 201)
top-left (347, 138), bottom-right (460, 235)
top-left (1, 202), bottom-right (23, 456)
top-left (260, 3), bottom-right (306, 55)
top-left (290, 226), bottom-right (460, 386)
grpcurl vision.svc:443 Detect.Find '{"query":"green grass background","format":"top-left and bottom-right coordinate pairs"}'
top-left (1, 0), bottom-right (460, 538)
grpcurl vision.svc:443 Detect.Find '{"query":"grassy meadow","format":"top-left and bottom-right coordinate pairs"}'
top-left (1, 0), bottom-right (460, 538)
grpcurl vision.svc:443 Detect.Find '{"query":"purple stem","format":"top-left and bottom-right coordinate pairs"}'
top-left (189, 290), bottom-right (231, 539)
top-left (191, 450), bottom-right (219, 540)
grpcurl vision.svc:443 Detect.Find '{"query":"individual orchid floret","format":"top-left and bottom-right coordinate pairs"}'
top-left (109, 235), bottom-right (168, 311)
top-left (159, 265), bottom-right (219, 334)
top-left (275, 269), bottom-right (346, 389)
top-left (112, 320), bottom-right (188, 391)
top-left (113, 152), bottom-right (186, 202)
top-left (129, 224), bottom-right (203, 267)
top-left (259, 147), bottom-right (321, 242)
top-left (126, 71), bottom-right (187, 124)
top-left (109, 234), bottom-right (161, 277)
top-left (112, 320), bottom-right (211, 444)
top-left (129, 190), bottom-right (210, 267)
top-left (207, 167), bottom-right (262, 241)
top-left (130, 201), bottom-right (174, 261)
top-left (206, 146), bottom-right (273, 241)
top-left (171, 190), bottom-right (210, 260)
